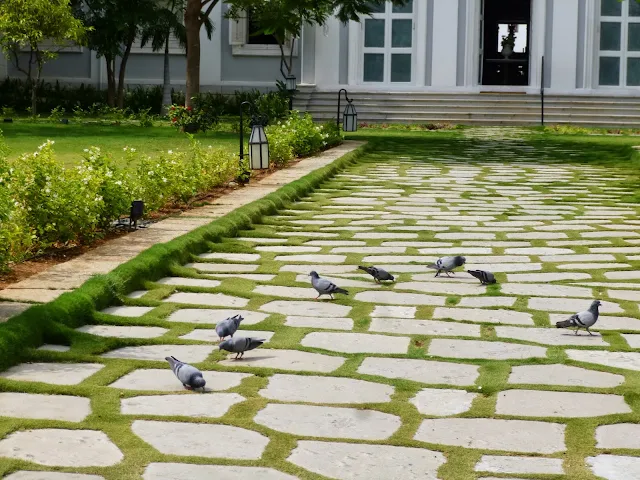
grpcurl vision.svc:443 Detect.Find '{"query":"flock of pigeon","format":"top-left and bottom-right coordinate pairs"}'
top-left (165, 254), bottom-right (603, 392)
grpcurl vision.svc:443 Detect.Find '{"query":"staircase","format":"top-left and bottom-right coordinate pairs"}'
top-left (292, 87), bottom-right (640, 127)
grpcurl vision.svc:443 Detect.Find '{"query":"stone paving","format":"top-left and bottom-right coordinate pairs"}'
top-left (1, 136), bottom-right (640, 479)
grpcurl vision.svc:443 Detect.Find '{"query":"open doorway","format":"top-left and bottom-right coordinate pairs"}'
top-left (480, 0), bottom-right (531, 86)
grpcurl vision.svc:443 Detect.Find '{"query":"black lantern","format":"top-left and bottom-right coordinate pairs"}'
top-left (285, 75), bottom-right (297, 92)
top-left (130, 200), bottom-right (144, 230)
top-left (337, 89), bottom-right (357, 132)
top-left (239, 101), bottom-right (270, 171)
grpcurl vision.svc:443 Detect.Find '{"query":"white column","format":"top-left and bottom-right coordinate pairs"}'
top-left (414, 0), bottom-right (427, 86)
top-left (529, 0), bottom-right (547, 89)
top-left (347, 20), bottom-right (360, 86)
top-left (584, 0), bottom-right (597, 89)
top-left (315, 16), bottom-right (341, 88)
top-left (200, 2), bottom-right (222, 86)
top-left (431, 0), bottom-right (459, 87)
top-left (550, 0), bottom-right (579, 91)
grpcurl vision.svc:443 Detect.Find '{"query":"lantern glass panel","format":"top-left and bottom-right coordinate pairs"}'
top-left (249, 125), bottom-right (270, 169)
top-left (343, 103), bottom-right (357, 132)
top-left (286, 75), bottom-right (297, 91)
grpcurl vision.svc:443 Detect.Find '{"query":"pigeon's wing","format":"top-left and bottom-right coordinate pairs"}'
top-left (215, 321), bottom-right (231, 337)
top-left (576, 310), bottom-right (596, 327)
top-left (174, 363), bottom-right (201, 384)
top-left (315, 277), bottom-right (338, 293)
top-left (243, 337), bottom-right (265, 351)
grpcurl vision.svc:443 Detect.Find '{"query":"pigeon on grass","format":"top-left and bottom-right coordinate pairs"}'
top-left (555, 300), bottom-right (601, 336)
top-left (427, 256), bottom-right (466, 277)
top-left (218, 336), bottom-right (265, 359)
top-left (215, 314), bottom-right (244, 341)
top-left (165, 356), bottom-right (206, 391)
top-left (309, 271), bottom-right (349, 300)
top-left (358, 265), bottom-right (395, 283)
top-left (467, 269), bottom-right (496, 285)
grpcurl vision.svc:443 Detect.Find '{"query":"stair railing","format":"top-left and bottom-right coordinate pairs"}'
top-left (540, 55), bottom-right (545, 126)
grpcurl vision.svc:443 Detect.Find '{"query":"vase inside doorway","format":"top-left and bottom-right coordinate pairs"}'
top-left (501, 44), bottom-right (513, 59)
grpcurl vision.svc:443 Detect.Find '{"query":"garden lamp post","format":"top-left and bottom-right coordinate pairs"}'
top-left (337, 89), bottom-right (357, 132)
top-left (239, 101), bottom-right (270, 172)
top-left (281, 59), bottom-right (297, 111)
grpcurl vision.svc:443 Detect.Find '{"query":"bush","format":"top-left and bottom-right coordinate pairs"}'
top-left (167, 102), bottom-right (220, 133)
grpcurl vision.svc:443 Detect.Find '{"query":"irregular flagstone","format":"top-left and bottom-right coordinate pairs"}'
top-left (411, 273), bottom-right (479, 283)
top-left (508, 364), bottom-right (624, 388)
top-left (185, 262), bottom-right (259, 273)
top-left (259, 374), bottom-right (394, 404)
top-left (260, 300), bottom-right (351, 317)
top-left (475, 455), bottom-right (564, 475)
top-left (163, 292), bottom-right (249, 307)
top-left (38, 344), bottom-right (70, 352)
top-left (539, 254), bottom-right (615, 262)
top-left (155, 277), bottom-right (221, 288)
top-left (331, 246), bottom-right (407, 254)
top-left (180, 329), bottom-right (274, 342)
top-left (496, 390), bottom-right (630, 417)
top-left (504, 247), bottom-right (575, 255)
top-left (528, 298), bottom-right (623, 313)
top-left (273, 254), bottom-right (346, 263)
top-left (219, 349), bottom-right (345, 372)
top-left (557, 262), bottom-right (632, 270)
top-left (100, 306), bottom-right (154, 317)
top-left (305, 240), bottom-right (367, 246)
top-left (496, 326), bottom-right (608, 346)
top-left (354, 291), bottom-right (446, 306)
top-left (121, 393), bottom-right (244, 418)
top-left (132, 420), bottom-right (268, 459)
top-left (410, 388), bottom-right (477, 416)
top-left (4, 473), bottom-right (105, 480)
top-left (284, 315), bottom-right (353, 330)
top-left (256, 245), bottom-right (321, 253)
top-left (254, 404), bottom-right (401, 440)
top-left (142, 463), bottom-right (297, 480)
top-left (566, 349), bottom-right (640, 371)
top-left (288, 441), bottom-right (446, 480)
top-left (236, 237), bottom-right (289, 244)
top-left (109, 369), bottom-right (251, 392)
top-left (354, 232), bottom-right (418, 239)
top-left (608, 290), bottom-right (640, 301)
top-left (0, 429), bottom-right (124, 467)
top-left (205, 273), bottom-right (276, 282)
top-left (394, 282), bottom-right (487, 296)
top-left (605, 270), bottom-right (640, 280)
top-left (465, 263), bottom-right (542, 272)
top-left (414, 418), bottom-right (566, 453)
top-left (501, 284), bottom-right (593, 298)
top-left (433, 307), bottom-right (533, 325)
top-left (76, 325), bottom-right (168, 339)
top-left (275, 232), bottom-right (340, 238)
top-left (587, 455), bottom-right (640, 480)
top-left (0, 392), bottom-right (91, 422)
top-left (506, 272), bottom-right (592, 282)
top-left (0, 363), bottom-right (104, 385)
top-left (294, 274), bottom-right (379, 288)
top-left (596, 424), bottom-right (640, 448)
top-left (428, 339), bottom-right (546, 360)
top-left (506, 232), bottom-right (568, 239)
top-left (357, 357), bottom-right (480, 386)
top-left (302, 332), bottom-right (409, 354)
top-left (102, 345), bottom-right (214, 362)
top-left (254, 285), bottom-right (319, 299)
top-left (622, 334), bottom-right (640, 348)
top-left (281, 264), bottom-right (358, 274)
top-left (370, 318), bottom-right (481, 337)
top-left (372, 305), bottom-right (417, 317)
top-left (167, 308), bottom-right (268, 325)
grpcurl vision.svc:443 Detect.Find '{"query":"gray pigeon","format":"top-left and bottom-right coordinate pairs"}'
top-left (467, 269), bottom-right (496, 285)
top-left (165, 356), bottom-right (206, 391)
top-left (427, 255), bottom-right (466, 277)
top-left (215, 314), bottom-right (244, 341)
top-left (358, 265), bottom-right (395, 283)
top-left (218, 336), bottom-right (265, 359)
top-left (555, 300), bottom-right (601, 336)
top-left (309, 271), bottom-right (349, 300)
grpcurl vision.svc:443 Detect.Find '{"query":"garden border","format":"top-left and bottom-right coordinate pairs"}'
top-left (0, 141), bottom-right (371, 371)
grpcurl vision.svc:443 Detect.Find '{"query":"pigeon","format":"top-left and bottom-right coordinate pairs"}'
top-left (215, 314), bottom-right (244, 341)
top-left (165, 356), bottom-right (206, 391)
top-left (427, 255), bottom-right (466, 277)
top-left (467, 269), bottom-right (496, 285)
top-left (218, 336), bottom-right (265, 359)
top-left (309, 271), bottom-right (349, 300)
top-left (555, 300), bottom-right (601, 336)
top-left (358, 265), bottom-right (395, 283)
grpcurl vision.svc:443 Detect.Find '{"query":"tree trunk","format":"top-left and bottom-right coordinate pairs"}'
top-left (30, 79), bottom-right (37, 116)
top-left (161, 35), bottom-right (172, 116)
top-left (116, 38), bottom-right (134, 109)
top-left (184, 0), bottom-right (201, 108)
top-left (105, 57), bottom-right (116, 107)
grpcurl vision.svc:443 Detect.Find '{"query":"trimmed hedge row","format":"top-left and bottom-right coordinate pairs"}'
top-left (0, 141), bottom-right (369, 372)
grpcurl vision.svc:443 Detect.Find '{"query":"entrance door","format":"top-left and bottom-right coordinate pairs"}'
top-left (481, 0), bottom-right (531, 86)
top-left (478, 0), bottom-right (485, 84)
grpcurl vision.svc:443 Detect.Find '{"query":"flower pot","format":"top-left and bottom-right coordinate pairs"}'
top-left (501, 44), bottom-right (513, 58)
top-left (182, 123), bottom-right (199, 134)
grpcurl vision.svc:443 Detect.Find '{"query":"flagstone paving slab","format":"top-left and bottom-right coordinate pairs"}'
top-left (142, 464), bottom-right (297, 480)
top-left (76, 325), bottom-right (168, 339)
top-left (254, 285), bottom-right (320, 299)
top-left (369, 318), bottom-right (481, 337)
top-left (357, 357), bottom-right (480, 386)
top-left (0, 363), bottom-right (104, 385)
top-left (595, 424), bottom-right (640, 448)
top-left (37, 344), bottom-right (70, 352)
top-left (259, 374), bottom-right (394, 404)
top-left (496, 390), bottom-right (630, 417)
top-left (121, 393), bottom-right (245, 417)
top-left (154, 277), bottom-right (222, 288)
top-left (414, 418), bottom-right (566, 453)
top-left (167, 308), bottom-right (268, 325)
top-left (0, 429), bottom-right (124, 466)
top-left (475, 455), bottom-right (564, 475)
top-left (0, 392), bottom-right (91, 422)
top-left (506, 272), bottom-right (592, 282)
top-left (284, 315), bottom-right (354, 330)
top-left (163, 292), bottom-right (249, 307)
top-left (465, 263), bottom-right (543, 272)
top-left (219, 349), bottom-right (346, 372)
top-left (501, 283), bottom-right (593, 298)
top-left (132, 420), bottom-right (269, 459)
top-left (394, 282), bottom-right (487, 296)
top-left (495, 326), bottom-right (608, 346)
top-left (428, 339), bottom-right (547, 360)
top-left (558, 262), bottom-right (632, 270)
top-left (108, 369), bottom-right (251, 391)
top-left (205, 273), bottom-right (276, 282)
top-left (458, 297), bottom-right (518, 307)
top-left (273, 254), bottom-right (346, 263)
top-left (528, 297), bottom-right (623, 313)
top-left (508, 364), bottom-right (625, 388)
top-left (588, 455), bottom-right (640, 480)
top-left (4, 473), bottom-right (105, 480)
top-left (100, 306), bottom-right (154, 317)
top-left (566, 349), bottom-right (640, 371)
top-left (259, 300), bottom-right (351, 317)
top-left (185, 262), bottom-right (259, 273)
top-left (410, 388), bottom-right (477, 416)
top-left (354, 291), bottom-right (446, 306)
top-left (371, 305), bottom-right (416, 317)
top-left (101, 345), bottom-right (214, 362)
top-left (180, 329), bottom-right (274, 342)
top-left (301, 332), bottom-right (410, 354)
top-left (288, 441), bottom-right (445, 480)
top-left (432, 307), bottom-right (533, 326)
top-left (254, 404), bottom-right (401, 440)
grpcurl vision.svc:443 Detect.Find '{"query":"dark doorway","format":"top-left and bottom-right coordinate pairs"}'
top-left (481, 0), bottom-right (531, 86)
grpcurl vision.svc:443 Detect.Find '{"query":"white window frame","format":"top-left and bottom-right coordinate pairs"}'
top-left (19, 39), bottom-right (83, 53)
top-left (130, 33), bottom-right (185, 55)
top-left (597, 0), bottom-right (640, 87)
top-left (229, 11), bottom-right (298, 57)
top-left (360, 1), bottom-right (416, 85)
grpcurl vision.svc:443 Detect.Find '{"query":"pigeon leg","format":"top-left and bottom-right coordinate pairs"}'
top-left (374, 278), bottom-right (380, 284)
top-left (329, 294), bottom-right (334, 300)
top-left (434, 270), bottom-right (440, 278)
top-left (445, 271), bottom-right (452, 277)
top-left (239, 351), bottom-right (245, 359)
top-left (183, 384), bottom-right (192, 390)
top-left (574, 327), bottom-right (580, 335)
top-left (587, 327), bottom-right (594, 336)
top-left (234, 352), bottom-right (240, 359)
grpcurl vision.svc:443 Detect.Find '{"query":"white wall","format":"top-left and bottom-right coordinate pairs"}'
top-left (550, 0), bottom-right (579, 91)
top-left (431, 0), bottom-right (460, 87)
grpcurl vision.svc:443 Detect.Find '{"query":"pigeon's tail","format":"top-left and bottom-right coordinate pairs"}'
top-left (556, 319), bottom-right (575, 329)
top-left (333, 287), bottom-right (349, 295)
top-left (426, 263), bottom-right (438, 270)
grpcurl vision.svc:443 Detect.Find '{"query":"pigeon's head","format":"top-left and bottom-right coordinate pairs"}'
top-left (218, 340), bottom-right (231, 352)
top-left (190, 375), bottom-right (206, 390)
top-left (309, 271), bottom-right (319, 278)
top-left (591, 300), bottom-right (602, 309)
top-left (455, 256), bottom-right (466, 266)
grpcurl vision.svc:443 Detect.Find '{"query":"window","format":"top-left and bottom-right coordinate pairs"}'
top-left (229, 9), bottom-right (298, 57)
top-left (362, 0), bottom-right (415, 83)
top-left (247, 12), bottom-right (278, 45)
top-left (130, 34), bottom-right (184, 55)
top-left (598, 0), bottom-right (640, 86)
top-left (19, 39), bottom-right (82, 53)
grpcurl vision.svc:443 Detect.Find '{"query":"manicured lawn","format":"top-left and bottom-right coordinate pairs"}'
top-left (0, 122), bottom-right (240, 168)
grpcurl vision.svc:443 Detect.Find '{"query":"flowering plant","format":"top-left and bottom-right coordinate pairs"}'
top-left (167, 102), bottom-right (220, 133)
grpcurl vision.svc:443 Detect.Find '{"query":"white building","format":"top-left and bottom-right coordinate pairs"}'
top-left (3, 0), bottom-right (640, 125)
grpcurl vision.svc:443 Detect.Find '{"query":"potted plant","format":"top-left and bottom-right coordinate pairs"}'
top-left (500, 25), bottom-right (516, 58)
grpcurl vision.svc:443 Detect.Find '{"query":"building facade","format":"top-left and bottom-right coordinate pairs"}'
top-left (0, 0), bottom-right (638, 97)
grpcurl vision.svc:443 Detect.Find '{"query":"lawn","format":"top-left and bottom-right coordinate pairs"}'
top-left (0, 121), bottom-right (241, 168)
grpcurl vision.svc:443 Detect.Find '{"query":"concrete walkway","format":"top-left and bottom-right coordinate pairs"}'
top-left (1, 133), bottom-right (639, 479)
